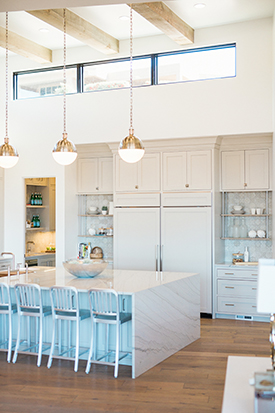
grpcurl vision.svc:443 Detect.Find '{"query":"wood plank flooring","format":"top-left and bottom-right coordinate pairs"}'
top-left (0, 318), bottom-right (270, 413)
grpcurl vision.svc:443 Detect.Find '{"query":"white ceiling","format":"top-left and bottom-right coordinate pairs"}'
top-left (0, 0), bottom-right (274, 55)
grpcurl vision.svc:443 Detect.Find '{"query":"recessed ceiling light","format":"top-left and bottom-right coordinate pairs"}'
top-left (39, 28), bottom-right (49, 33)
top-left (194, 3), bottom-right (206, 9)
top-left (119, 15), bottom-right (129, 21)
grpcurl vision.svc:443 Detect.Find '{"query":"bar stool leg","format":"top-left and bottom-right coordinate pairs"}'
top-left (74, 318), bottom-right (79, 372)
top-left (12, 313), bottom-right (21, 364)
top-left (37, 316), bottom-right (43, 367)
top-left (47, 317), bottom-right (56, 369)
top-left (85, 320), bottom-right (94, 374)
top-left (7, 310), bottom-right (12, 363)
top-left (114, 322), bottom-right (120, 378)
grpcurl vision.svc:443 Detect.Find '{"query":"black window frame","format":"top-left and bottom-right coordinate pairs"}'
top-left (13, 43), bottom-right (236, 100)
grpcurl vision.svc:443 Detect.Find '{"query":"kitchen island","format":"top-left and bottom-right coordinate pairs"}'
top-left (2, 267), bottom-right (200, 378)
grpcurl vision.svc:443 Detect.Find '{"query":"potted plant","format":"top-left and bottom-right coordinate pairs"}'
top-left (102, 205), bottom-right (108, 215)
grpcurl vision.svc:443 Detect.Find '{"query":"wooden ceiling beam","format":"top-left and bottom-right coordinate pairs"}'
top-left (27, 8), bottom-right (119, 55)
top-left (0, 26), bottom-right (52, 63)
top-left (130, 2), bottom-right (194, 45)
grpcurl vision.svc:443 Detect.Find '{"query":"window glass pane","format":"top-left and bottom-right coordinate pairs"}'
top-left (84, 58), bottom-right (151, 92)
top-left (158, 46), bottom-right (236, 84)
top-left (17, 67), bottom-right (77, 99)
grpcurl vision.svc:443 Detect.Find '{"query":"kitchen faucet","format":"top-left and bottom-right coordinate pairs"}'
top-left (26, 241), bottom-right (35, 253)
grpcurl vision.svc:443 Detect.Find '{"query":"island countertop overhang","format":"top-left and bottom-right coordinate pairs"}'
top-left (2, 266), bottom-right (198, 295)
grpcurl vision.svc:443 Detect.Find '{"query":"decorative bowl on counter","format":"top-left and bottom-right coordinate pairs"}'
top-left (63, 258), bottom-right (108, 278)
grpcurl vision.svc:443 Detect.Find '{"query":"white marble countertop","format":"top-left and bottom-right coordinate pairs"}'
top-left (216, 263), bottom-right (258, 268)
top-left (2, 266), bottom-right (197, 294)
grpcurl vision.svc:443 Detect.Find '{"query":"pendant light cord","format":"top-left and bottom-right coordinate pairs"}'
top-left (63, 8), bottom-right (67, 136)
top-left (5, 12), bottom-right (8, 144)
top-left (129, 5), bottom-right (133, 133)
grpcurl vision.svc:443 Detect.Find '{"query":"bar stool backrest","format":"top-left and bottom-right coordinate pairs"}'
top-left (0, 282), bottom-right (10, 311)
top-left (14, 284), bottom-right (42, 313)
top-left (89, 289), bottom-right (119, 319)
top-left (50, 286), bottom-right (79, 317)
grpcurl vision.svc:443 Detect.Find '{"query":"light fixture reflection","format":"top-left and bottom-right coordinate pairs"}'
top-left (52, 9), bottom-right (77, 166)
top-left (118, 5), bottom-right (145, 164)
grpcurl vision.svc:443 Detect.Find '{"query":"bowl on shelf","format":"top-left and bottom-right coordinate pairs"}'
top-left (88, 206), bottom-right (98, 214)
top-left (233, 205), bottom-right (243, 211)
top-left (63, 258), bottom-right (108, 278)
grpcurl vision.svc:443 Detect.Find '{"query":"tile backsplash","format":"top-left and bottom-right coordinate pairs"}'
top-left (223, 192), bottom-right (272, 262)
top-left (26, 231), bottom-right (55, 254)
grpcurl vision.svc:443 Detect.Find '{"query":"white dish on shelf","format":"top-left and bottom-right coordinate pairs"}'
top-left (231, 210), bottom-right (245, 215)
top-left (257, 230), bottom-right (266, 238)
top-left (233, 205), bottom-right (243, 211)
top-left (248, 230), bottom-right (257, 238)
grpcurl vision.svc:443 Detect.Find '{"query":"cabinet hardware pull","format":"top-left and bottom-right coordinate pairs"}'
top-left (252, 274), bottom-right (257, 276)
top-left (225, 273), bottom-right (234, 275)
top-left (244, 183), bottom-right (247, 187)
top-left (225, 286), bottom-right (234, 289)
top-left (225, 304), bottom-right (235, 306)
top-left (252, 306), bottom-right (256, 308)
top-left (135, 185), bottom-right (138, 189)
top-left (252, 288), bottom-right (257, 290)
top-left (185, 183), bottom-right (189, 188)
top-left (96, 187), bottom-right (99, 190)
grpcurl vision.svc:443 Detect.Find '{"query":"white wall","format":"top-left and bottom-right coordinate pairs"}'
top-left (0, 17), bottom-right (273, 265)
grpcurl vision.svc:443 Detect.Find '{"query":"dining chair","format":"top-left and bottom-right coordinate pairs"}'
top-left (47, 286), bottom-right (90, 372)
top-left (85, 288), bottom-right (132, 378)
top-left (12, 283), bottom-right (51, 367)
top-left (0, 282), bottom-right (17, 362)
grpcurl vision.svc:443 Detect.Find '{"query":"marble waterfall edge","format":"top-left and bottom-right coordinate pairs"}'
top-left (133, 273), bottom-right (200, 378)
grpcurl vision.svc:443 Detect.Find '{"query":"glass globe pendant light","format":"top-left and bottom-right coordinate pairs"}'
top-left (0, 12), bottom-right (19, 169)
top-left (118, 5), bottom-right (144, 164)
top-left (52, 9), bottom-right (77, 166)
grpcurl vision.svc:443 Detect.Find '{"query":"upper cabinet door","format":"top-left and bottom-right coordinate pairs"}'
top-left (138, 153), bottom-right (160, 192)
top-left (245, 149), bottom-right (269, 190)
top-left (98, 157), bottom-right (113, 193)
top-left (187, 151), bottom-right (212, 190)
top-left (77, 157), bottom-right (113, 194)
top-left (221, 149), bottom-right (270, 191)
top-left (221, 151), bottom-right (244, 191)
top-left (162, 152), bottom-right (187, 191)
top-left (77, 158), bottom-right (98, 193)
top-left (115, 156), bottom-right (138, 192)
top-left (115, 153), bottom-right (160, 192)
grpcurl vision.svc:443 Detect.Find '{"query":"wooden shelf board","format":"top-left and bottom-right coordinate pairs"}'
top-left (221, 214), bottom-right (270, 217)
top-left (221, 237), bottom-right (271, 241)
top-left (78, 235), bottom-right (113, 238)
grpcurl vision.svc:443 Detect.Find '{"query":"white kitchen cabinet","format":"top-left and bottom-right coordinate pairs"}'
top-left (114, 203), bottom-right (212, 314)
top-left (213, 266), bottom-right (269, 321)
top-left (162, 150), bottom-right (212, 191)
top-left (114, 208), bottom-right (160, 271)
top-left (161, 207), bottom-right (212, 314)
top-left (221, 149), bottom-right (269, 191)
top-left (77, 157), bottom-right (113, 194)
top-left (39, 255), bottom-right (55, 267)
top-left (115, 153), bottom-right (160, 192)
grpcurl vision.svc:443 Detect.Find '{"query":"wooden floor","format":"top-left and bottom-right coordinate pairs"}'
top-left (0, 318), bottom-right (270, 413)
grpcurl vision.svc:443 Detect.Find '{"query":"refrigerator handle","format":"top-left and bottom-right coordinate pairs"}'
top-left (160, 245), bottom-right (163, 272)
top-left (155, 245), bottom-right (159, 272)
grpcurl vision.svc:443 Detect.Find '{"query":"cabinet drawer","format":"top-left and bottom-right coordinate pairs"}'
top-left (217, 280), bottom-right (257, 297)
top-left (217, 269), bottom-right (258, 278)
top-left (217, 297), bottom-right (257, 314)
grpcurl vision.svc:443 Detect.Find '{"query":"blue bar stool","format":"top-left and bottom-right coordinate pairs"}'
top-left (12, 283), bottom-right (51, 367)
top-left (85, 289), bottom-right (132, 378)
top-left (0, 282), bottom-right (17, 362)
top-left (47, 286), bottom-right (90, 372)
